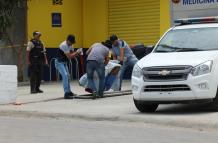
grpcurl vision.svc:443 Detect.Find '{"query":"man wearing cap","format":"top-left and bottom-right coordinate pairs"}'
top-left (26, 31), bottom-right (48, 94)
top-left (86, 40), bottom-right (112, 99)
top-left (55, 35), bottom-right (82, 99)
top-left (110, 35), bottom-right (138, 91)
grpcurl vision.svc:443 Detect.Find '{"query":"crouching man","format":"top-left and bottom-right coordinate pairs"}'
top-left (86, 40), bottom-right (112, 99)
top-left (110, 35), bottom-right (138, 91)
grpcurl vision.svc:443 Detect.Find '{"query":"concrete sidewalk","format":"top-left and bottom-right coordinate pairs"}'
top-left (0, 81), bottom-right (218, 131)
top-left (15, 81), bottom-right (131, 104)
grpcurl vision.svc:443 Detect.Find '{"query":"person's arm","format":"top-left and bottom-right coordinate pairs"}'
top-left (66, 48), bottom-right (83, 59)
top-left (42, 45), bottom-right (48, 65)
top-left (119, 48), bottom-right (125, 65)
top-left (86, 46), bottom-right (93, 55)
top-left (66, 51), bottom-right (79, 59)
top-left (26, 42), bottom-right (33, 65)
top-left (44, 54), bottom-right (48, 65)
top-left (104, 52), bottom-right (110, 65)
top-left (119, 41), bottom-right (128, 65)
top-left (113, 53), bottom-right (117, 60)
top-left (61, 45), bottom-right (81, 59)
top-left (120, 48), bottom-right (125, 62)
top-left (26, 51), bottom-right (30, 65)
top-left (112, 49), bottom-right (117, 60)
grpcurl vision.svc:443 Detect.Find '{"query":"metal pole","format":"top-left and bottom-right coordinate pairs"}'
top-left (68, 60), bottom-right (73, 80)
top-left (49, 58), bottom-right (56, 81)
top-left (72, 58), bottom-right (79, 80)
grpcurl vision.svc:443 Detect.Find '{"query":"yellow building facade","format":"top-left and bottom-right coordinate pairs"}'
top-left (27, 0), bottom-right (171, 48)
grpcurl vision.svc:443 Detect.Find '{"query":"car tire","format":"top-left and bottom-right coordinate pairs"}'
top-left (209, 88), bottom-right (218, 111)
top-left (134, 99), bottom-right (159, 113)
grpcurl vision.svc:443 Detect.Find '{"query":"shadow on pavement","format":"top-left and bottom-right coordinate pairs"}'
top-left (132, 103), bottom-right (217, 115)
top-left (156, 103), bottom-right (216, 115)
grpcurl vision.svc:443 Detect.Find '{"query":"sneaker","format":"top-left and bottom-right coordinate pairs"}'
top-left (64, 92), bottom-right (75, 99)
top-left (98, 94), bottom-right (104, 98)
top-left (92, 92), bottom-right (97, 100)
top-left (98, 91), bottom-right (104, 98)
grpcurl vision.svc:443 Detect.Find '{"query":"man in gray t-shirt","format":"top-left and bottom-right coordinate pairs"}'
top-left (86, 40), bottom-right (112, 99)
top-left (87, 43), bottom-right (110, 63)
top-left (110, 34), bottom-right (138, 91)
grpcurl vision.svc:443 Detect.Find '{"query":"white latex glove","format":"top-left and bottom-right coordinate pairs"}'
top-left (76, 48), bottom-right (83, 55)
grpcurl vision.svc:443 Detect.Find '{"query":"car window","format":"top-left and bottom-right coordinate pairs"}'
top-left (155, 27), bottom-right (218, 52)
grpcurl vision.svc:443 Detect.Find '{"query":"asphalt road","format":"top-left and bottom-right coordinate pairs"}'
top-left (0, 117), bottom-right (217, 143)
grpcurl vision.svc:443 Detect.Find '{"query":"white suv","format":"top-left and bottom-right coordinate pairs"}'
top-left (132, 17), bottom-right (218, 112)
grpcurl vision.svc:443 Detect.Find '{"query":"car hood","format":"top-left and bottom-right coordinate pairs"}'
top-left (137, 51), bottom-right (218, 68)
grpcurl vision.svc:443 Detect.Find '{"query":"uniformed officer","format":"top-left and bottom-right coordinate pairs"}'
top-left (26, 31), bottom-right (48, 94)
top-left (55, 35), bottom-right (82, 99)
top-left (110, 35), bottom-right (138, 91)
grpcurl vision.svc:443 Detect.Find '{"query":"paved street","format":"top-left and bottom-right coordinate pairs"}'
top-left (0, 116), bottom-right (217, 143)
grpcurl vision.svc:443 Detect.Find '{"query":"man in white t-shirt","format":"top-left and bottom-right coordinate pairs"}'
top-left (55, 35), bottom-right (82, 99)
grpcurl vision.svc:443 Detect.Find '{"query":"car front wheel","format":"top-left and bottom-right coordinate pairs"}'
top-left (134, 99), bottom-right (159, 113)
top-left (209, 88), bottom-right (218, 111)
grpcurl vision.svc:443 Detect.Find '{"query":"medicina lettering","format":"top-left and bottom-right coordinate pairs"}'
top-left (183, 0), bottom-right (218, 5)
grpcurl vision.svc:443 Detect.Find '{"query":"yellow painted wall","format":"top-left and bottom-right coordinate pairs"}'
top-left (108, 0), bottom-right (160, 45)
top-left (27, 0), bottom-right (82, 48)
top-left (160, 0), bottom-right (171, 37)
top-left (27, 0), bottom-right (170, 48)
top-left (82, 0), bottom-right (108, 48)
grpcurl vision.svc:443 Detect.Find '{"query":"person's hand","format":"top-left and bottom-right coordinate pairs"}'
top-left (27, 61), bottom-right (31, 66)
top-left (45, 60), bottom-right (49, 67)
top-left (76, 48), bottom-right (83, 55)
top-left (119, 61), bottom-right (123, 66)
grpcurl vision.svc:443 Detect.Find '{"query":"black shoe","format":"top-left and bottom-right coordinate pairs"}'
top-left (97, 91), bottom-right (104, 98)
top-left (92, 92), bottom-right (97, 100)
top-left (64, 92), bottom-right (75, 99)
top-left (37, 89), bottom-right (44, 93)
top-left (69, 92), bottom-right (77, 96)
top-left (98, 94), bottom-right (104, 98)
top-left (31, 91), bottom-right (37, 94)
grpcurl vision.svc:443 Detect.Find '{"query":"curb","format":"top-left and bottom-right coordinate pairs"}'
top-left (14, 90), bottom-right (132, 105)
top-left (0, 110), bottom-right (217, 131)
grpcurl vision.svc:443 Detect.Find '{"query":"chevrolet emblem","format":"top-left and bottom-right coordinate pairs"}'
top-left (158, 70), bottom-right (171, 76)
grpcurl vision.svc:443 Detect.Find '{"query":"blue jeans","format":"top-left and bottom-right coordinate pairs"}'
top-left (86, 61), bottom-right (105, 96)
top-left (113, 57), bottom-right (138, 91)
top-left (55, 59), bottom-right (71, 93)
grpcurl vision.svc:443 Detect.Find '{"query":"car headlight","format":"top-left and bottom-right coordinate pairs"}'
top-left (191, 61), bottom-right (213, 76)
top-left (132, 64), bottom-right (142, 78)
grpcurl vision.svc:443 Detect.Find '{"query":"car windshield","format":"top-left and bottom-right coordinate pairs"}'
top-left (154, 27), bottom-right (218, 53)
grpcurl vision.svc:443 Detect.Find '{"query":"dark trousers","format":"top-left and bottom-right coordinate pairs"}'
top-left (29, 64), bottom-right (42, 92)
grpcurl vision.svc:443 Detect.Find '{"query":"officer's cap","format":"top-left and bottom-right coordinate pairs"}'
top-left (33, 31), bottom-right (41, 37)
